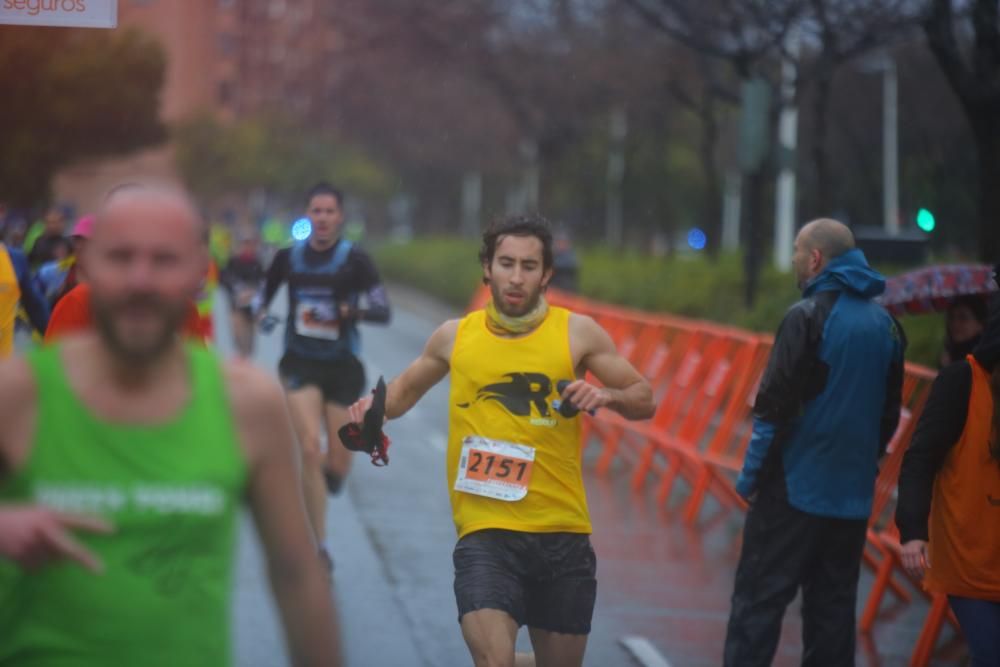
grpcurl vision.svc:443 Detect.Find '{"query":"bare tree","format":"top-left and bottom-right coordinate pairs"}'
top-left (665, 52), bottom-right (739, 256)
top-left (923, 0), bottom-right (1000, 262)
top-left (623, 0), bottom-right (804, 305)
top-left (799, 0), bottom-right (922, 216)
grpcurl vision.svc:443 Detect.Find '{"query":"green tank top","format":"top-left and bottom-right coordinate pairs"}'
top-left (0, 345), bottom-right (248, 667)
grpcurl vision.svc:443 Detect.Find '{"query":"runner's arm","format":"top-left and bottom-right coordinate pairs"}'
top-left (351, 250), bottom-right (390, 324)
top-left (231, 365), bottom-right (342, 666)
top-left (356, 283), bottom-right (390, 324)
top-left (0, 356), bottom-right (34, 478)
top-left (259, 248), bottom-right (291, 312)
top-left (346, 320), bottom-right (456, 424)
top-left (568, 314), bottom-right (654, 420)
top-left (385, 320), bottom-right (456, 418)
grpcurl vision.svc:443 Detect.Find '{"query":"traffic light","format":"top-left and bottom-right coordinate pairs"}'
top-left (916, 208), bottom-right (935, 233)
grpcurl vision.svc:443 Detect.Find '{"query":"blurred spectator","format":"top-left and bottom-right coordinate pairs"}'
top-left (897, 291), bottom-right (1000, 667)
top-left (210, 221), bottom-right (233, 268)
top-left (724, 219), bottom-right (905, 666)
top-left (3, 217), bottom-right (27, 249)
top-left (26, 207), bottom-right (68, 268)
top-left (32, 237), bottom-right (74, 304)
top-left (221, 227), bottom-right (265, 358)
top-left (941, 295), bottom-right (990, 368)
top-left (50, 214), bottom-right (94, 306)
top-left (550, 228), bottom-right (579, 293)
top-left (0, 242), bottom-right (50, 357)
top-left (45, 282), bottom-right (205, 343)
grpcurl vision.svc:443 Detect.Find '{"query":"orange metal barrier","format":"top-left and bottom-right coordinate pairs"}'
top-left (466, 285), bottom-right (955, 665)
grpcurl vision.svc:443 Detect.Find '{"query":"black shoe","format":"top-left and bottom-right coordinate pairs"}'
top-left (323, 468), bottom-right (343, 496)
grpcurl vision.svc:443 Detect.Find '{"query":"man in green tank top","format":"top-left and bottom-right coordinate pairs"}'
top-left (0, 185), bottom-right (341, 666)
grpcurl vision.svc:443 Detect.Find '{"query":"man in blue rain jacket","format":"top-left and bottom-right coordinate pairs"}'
top-left (723, 218), bottom-right (906, 667)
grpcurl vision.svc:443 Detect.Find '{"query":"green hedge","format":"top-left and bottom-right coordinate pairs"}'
top-left (371, 238), bottom-right (943, 368)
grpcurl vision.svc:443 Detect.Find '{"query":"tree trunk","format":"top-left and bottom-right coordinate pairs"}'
top-left (701, 92), bottom-right (723, 257)
top-left (923, 0), bottom-right (1000, 263)
top-left (743, 165), bottom-right (768, 307)
top-left (973, 113), bottom-right (1000, 263)
top-left (811, 69), bottom-right (833, 217)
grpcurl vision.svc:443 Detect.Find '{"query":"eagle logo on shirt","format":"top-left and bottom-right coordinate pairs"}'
top-left (458, 372), bottom-right (553, 417)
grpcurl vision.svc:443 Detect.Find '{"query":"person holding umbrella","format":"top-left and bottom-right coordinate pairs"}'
top-left (940, 294), bottom-right (990, 367)
top-left (897, 285), bottom-right (1000, 667)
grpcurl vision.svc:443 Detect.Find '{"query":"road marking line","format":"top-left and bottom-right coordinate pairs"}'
top-left (620, 636), bottom-right (672, 667)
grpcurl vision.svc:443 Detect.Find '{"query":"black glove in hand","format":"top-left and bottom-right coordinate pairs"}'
top-left (338, 376), bottom-right (391, 466)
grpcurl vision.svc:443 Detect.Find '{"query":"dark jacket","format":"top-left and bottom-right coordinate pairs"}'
top-left (5, 245), bottom-right (49, 332)
top-left (220, 253), bottom-right (265, 304)
top-left (896, 291), bottom-right (1000, 542)
top-left (736, 249), bottom-right (906, 519)
top-left (27, 233), bottom-right (65, 269)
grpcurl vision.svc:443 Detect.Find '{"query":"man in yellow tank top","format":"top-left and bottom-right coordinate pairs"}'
top-left (347, 214), bottom-right (655, 667)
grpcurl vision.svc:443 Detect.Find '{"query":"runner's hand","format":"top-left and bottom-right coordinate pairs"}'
top-left (347, 395), bottom-right (374, 425)
top-left (0, 506), bottom-right (114, 573)
top-left (338, 303), bottom-right (357, 323)
top-left (900, 539), bottom-right (930, 579)
top-left (560, 380), bottom-right (611, 413)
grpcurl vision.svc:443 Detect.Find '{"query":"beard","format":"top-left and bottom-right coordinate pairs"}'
top-left (91, 291), bottom-right (189, 365)
top-left (489, 280), bottom-right (543, 318)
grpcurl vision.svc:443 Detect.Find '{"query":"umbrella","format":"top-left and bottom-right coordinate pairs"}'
top-left (877, 264), bottom-right (998, 316)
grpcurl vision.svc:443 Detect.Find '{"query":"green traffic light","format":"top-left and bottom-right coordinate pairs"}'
top-left (916, 208), bottom-right (936, 232)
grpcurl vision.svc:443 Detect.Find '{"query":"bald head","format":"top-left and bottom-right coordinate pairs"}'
top-left (792, 218), bottom-right (855, 289)
top-left (94, 184), bottom-right (205, 246)
top-left (798, 218), bottom-right (854, 259)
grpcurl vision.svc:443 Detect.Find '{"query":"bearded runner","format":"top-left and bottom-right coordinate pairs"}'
top-left (0, 184), bottom-right (340, 666)
top-left (345, 213), bottom-right (655, 667)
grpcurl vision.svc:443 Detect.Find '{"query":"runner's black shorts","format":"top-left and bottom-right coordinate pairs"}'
top-left (278, 351), bottom-right (366, 406)
top-left (453, 528), bottom-right (597, 635)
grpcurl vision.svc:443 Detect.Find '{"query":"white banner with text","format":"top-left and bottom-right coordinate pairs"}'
top-left (1, 0), bottom-right (117, 28)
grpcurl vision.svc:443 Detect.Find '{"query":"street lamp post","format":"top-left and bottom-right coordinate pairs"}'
top-left (861, 51), bottom-right (900, 236)
top-left (605, 106), bottom-right (628, 247)
top-left (774, 27), bottom-right (801, 271)
top-left (882, 57), bottom-right (900, 236)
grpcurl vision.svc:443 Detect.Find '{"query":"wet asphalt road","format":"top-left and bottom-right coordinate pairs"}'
top-left (220, 286), bottom-right (961, 667)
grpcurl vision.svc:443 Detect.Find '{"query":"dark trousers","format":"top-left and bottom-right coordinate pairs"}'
top-left (949, 596), bottom-right (1000, 667)
top-left (723, 493), bottom-right (868, 667)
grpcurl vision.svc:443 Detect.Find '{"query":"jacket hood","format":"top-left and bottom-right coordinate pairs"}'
top-left (803, 248), bottom-right (886, 299)
top-left (973, 291), bottom-right (1000, 371)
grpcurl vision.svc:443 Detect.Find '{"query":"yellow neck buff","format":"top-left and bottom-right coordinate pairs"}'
top-left (484, 294), bottom-right (549, 336)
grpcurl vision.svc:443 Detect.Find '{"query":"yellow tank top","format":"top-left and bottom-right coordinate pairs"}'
top-left (447, 306), bottom-right (591, 538)
top-left (0, 245), bottom-right (21, 358)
